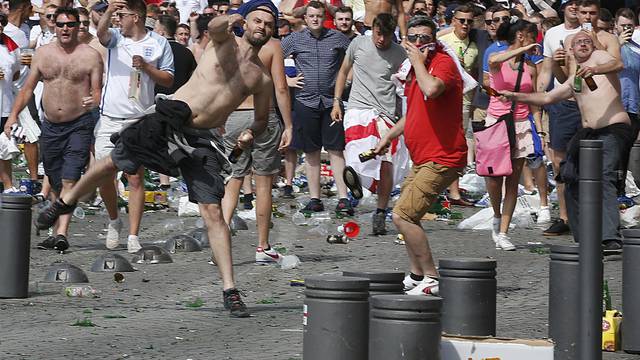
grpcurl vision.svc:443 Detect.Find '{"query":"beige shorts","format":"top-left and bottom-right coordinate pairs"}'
top-left (94, 114), bottom-right (141, 160)
top-left (393, 161), bottom-right (462, 224)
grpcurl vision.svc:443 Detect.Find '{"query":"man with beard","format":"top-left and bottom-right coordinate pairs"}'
top-left (36, 4), bottom-right (278, 318)
top-left (502, 31), bottom-right (633, 254)
top-left (334, 6), bottom-right (357, 40)
top-left (4, 7), bottom-right (103, 251)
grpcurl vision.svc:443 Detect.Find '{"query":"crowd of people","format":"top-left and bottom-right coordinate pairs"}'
top-left (0, 0), bottom-right (637, 316)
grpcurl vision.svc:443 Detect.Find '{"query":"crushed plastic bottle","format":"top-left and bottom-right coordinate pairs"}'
top-left (278, 254), bottom-right (301, 270)
top-left (292, 212), bottom-right (308, 226)
top-left (161, 218), bottom-right (185, 234)
top-left (64, 285), bottom-right (101, 298)
top-left (308, 223), bottom-right (329, 236)
top-left (309, 211), bottom-right (331, 226)
top-left (72, 207), bottom-right (85, 220)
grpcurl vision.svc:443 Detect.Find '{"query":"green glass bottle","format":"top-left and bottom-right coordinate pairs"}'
top-left (573, 65), bottom-right (583, 93)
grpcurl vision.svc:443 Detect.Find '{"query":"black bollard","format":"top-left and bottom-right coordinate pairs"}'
top-left (0, 195), bottom-right (32, 298)
top-left (369, 295), bottom-right (442, 360)
top-left (549, 244), bottom-right (580, 360)
top-left (622, 229), bottom-right (640, 354)
top-left (303, 275), bottom-right (369, 360)
top-left (578, 139), bottom-right (603, 360)
top-left (439, 258), bottom-right (497, 336)
top-left (342, 271), bottom-right (404, 296)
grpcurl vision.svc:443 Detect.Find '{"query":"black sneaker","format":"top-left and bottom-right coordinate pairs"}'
top-left (343, 166), bottom-right (363, 199)
top-left (35, 199), bottom-right (76, 230)
top-left (372, 211), bottom-right (387, 235)
top-left (603, 240), bottom-right (623, 255)
top-left (53, 234), bottom-right (69, 252)
top-left (282, 185), bottom-right (294, 199)
top-left (336, 198), bottom-right (355, 216)
top-left (36, 236), bottom-right (56, 250)
top-left (242, 194), bottom-right (254, 210)
top-left (32, 180), bottom-right (42, 195)
top-left (301, 198), bottom-right (324, 213)
top-left (543, 219), bottom-right (571, 236)
top-left (223, 288), bottom-right (250, 318)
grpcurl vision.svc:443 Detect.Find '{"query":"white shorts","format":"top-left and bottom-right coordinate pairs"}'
top-left (94, 114), bottom-right (140, 160)
top-left (18, 107), bottom-right (40, 143)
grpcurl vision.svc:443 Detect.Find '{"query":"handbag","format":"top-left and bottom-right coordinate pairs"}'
top-left (473, 56), bottom-right (525, 177)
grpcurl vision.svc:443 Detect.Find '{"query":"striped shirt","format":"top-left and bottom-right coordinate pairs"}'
top-left (281, 28), bottom-right (351, 109)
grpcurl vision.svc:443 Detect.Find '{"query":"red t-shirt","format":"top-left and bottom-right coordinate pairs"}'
top-left (296, 0), bottom-right (339, 29)
top-left (403, 51), bottom-right (467, 168)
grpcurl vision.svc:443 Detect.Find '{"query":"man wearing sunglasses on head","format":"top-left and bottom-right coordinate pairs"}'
top-left (4, 7), bottom-right (103, 252)
top-left (374, 16), bottom-right (467, 296)
top-left (93, 0), bottom-right (174, 254)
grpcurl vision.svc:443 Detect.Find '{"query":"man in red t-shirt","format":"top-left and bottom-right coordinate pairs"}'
top-left (375, 16), bottom-right (467, 296)
top-left (291, 0), bottom-right (342, 29)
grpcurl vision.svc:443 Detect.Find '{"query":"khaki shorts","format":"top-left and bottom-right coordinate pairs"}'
top-left (393, 161), bottom-right (463, 224)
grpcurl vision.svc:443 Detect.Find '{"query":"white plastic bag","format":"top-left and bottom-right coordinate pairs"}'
top-left (178, 196), bottom-right (200, 217)
top-left (620, 206), bottom-right (640, 228)
top-left (458, 173), bottom-right (486, 194)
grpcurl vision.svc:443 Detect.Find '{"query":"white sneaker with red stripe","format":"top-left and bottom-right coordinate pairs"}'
top-left (403, 274), bottom-right (422, 291)
top-left (255, 247), bottom-right (282, 264)
top-left (405, 277), bottom-right (439, 296)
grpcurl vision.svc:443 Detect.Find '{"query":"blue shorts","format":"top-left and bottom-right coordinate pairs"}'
top-left (292, 101), bottom-right (345, 153)
top-left (40, 112), bottom-right (96, 192)
top-left (547, 100), bottom-right (582, 152)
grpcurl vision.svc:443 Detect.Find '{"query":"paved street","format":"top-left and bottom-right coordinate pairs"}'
top-left (0, 195), bottom-right (637, 360)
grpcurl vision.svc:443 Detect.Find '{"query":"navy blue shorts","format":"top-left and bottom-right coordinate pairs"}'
top-left (40, 112), bottom-right (96, 193)
top-left (292, 101), bottom-right (345, 153)
top-left (547, 100), bottom-right (582, 152)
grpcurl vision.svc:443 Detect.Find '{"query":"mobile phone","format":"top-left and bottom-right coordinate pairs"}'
top-left (582, 22), bottom-right (593, 31)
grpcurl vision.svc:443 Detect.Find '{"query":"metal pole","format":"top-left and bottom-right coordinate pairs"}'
top-left (578, 139), bottom-right (603, 360)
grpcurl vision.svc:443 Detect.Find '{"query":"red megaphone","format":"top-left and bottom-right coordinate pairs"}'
top-left (338, 221), bottom-right (360, 238)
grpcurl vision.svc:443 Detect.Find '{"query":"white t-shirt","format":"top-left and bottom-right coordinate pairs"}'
top-left (543, 23), bottom-right (581, 87)
top-left (0, 44), bottom-right (20, 117)
top-left (101, 29), bottom-right (174, 118)
top-left (5, 23), bottom-right (30, 91)
top-left (176, 0), bottom-right (208, 24)
top-left (29, 25), bottom-right (56, 48)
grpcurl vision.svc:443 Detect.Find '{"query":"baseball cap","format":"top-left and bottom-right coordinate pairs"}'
top-left (91, 1), bottom-right (108, 12)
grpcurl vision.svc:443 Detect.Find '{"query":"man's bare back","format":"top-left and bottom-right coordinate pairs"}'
top-left (35, 42), bottom-right (103, 123)
top-left (173, 32), bottom-right (273, 129)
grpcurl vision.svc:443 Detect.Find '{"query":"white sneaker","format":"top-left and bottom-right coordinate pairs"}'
top-left (537, 206), bottom-right (551, 224)
top-left (495, 233), bottom-right (516, 251)
top-left (405, 277), bottom-right (439, 296)
top-left (127, 235), bottom-right (142, 253)
top-left (255, 246), bottom-right (282, 264)
top-left (491, 217), bottom-right (501, 244)
top-left (105, 218), bottom-right (123, 250)
top-left (2, 187), bottom-right (18, 194)
top-left (403, 274), bottom-right (422, 291)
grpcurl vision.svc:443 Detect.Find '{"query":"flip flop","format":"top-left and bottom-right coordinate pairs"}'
top-left (343, 166), bottom-right (363, 200)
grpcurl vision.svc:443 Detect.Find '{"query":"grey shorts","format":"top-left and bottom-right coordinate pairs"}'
top-left (223, 110), bottom-right (282, 178)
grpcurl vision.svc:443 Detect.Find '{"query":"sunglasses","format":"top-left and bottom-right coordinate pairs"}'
top-left (492, 16), bottom-right (510, 24)
top-left (407, 34), bottom-right (432, 43)
top-left (80, 20), bottom-right (90, 26)
top-left (46, 14), bottom-right (56, 19)
top-left (56, 21), bottom-right (78, 28)
top-left (455, 17), bottom-right (473, 24)
top-left (484, 19), bottom-right (492, 25)
top-left (116, 12), bottom-right (136, 18)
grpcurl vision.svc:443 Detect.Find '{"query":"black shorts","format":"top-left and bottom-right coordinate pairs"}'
top-left (292, 101), bottom-right (345, 153)
top-left (40, 112), bottom-right (96, 192)
top-left (547, 100), bottom-right (582, 152)
top-left (110, 106), bottom-right (226, 205)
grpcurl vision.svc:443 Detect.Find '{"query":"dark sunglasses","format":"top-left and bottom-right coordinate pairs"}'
top-left (80, 20), bottom-right (90, 26)
top-left (46, 14), bottom-right (56, 19)
top-left (455, 17), bottom-right (472, 24)
top-left (484, 19), bottom-right (492, 25)
top-left (407, 34), bottom-right (432, 42)
top-left (56, 21), bottom-right (78, 28)
top-left (492, 16), bottom-right (510, 24)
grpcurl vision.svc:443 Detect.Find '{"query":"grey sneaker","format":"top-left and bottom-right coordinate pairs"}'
top-left (372, 211), bottom-right (387, 235)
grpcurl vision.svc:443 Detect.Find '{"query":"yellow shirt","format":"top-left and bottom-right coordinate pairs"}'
top-left (439, 31), bottom-right (478, 104)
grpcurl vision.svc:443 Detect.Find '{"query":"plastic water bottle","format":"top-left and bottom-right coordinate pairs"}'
top-left (279, 254), bottom-right (301, 270)
top-left (64, 285), bottom-right (101, 298)
top-left (292, 212), bottom-right (308, 226)
top-left (309, 211), bottom-right (331, 226)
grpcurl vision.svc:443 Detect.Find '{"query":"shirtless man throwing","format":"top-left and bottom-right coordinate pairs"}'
top-left (36, 8), bottom-right (277, 317)
top-left (501, 31), bottom-right (632, 254)
top-left (363, 0), bottom-right (406, 37)
top-left (5, 7), bottom-right (103, 252)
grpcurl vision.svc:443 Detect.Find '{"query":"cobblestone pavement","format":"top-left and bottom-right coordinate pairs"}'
top-left (0, 196), bottom-right (637, 360)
